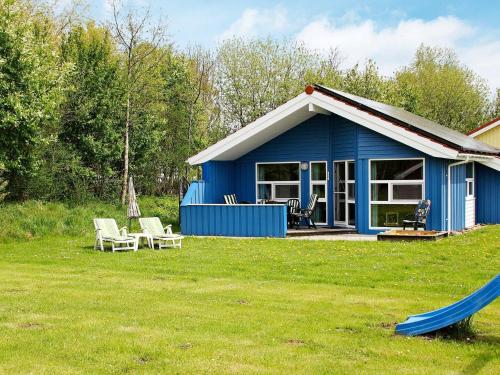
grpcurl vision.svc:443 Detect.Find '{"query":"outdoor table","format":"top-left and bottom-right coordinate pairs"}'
top-left (128, 232), bottom-right (153, 251)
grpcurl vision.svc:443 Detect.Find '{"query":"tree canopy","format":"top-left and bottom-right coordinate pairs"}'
top-left (0, 0), bottom-right (497, 202)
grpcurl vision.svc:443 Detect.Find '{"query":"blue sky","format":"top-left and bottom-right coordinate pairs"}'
top-left (85, 1), bottom-right (500, 91)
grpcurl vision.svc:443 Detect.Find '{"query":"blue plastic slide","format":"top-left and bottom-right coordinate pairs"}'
top-left (396, 274), bottom-right (500, 336)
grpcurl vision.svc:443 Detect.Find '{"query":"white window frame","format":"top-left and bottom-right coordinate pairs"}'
top-left (369, 158), bottom-right (425, 230)
top-left (334, 160), bottom-right (356, 228)
top-left (255, 162), bottom-right (301, 203)
top-left (466, 162), bottom-right (475, 200)
top-left (310, 161), bottom-right (328, 225)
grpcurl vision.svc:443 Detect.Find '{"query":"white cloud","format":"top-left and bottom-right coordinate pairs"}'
top-left (295, 15), bottom-right (500, 92)
top-left (218, 6), bottom-right (288, 41)
top-left (459, 40), bottom-right (500, 92)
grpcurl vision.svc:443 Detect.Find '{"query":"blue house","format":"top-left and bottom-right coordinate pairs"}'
top-left (181, 85), bottom-right (500, 237)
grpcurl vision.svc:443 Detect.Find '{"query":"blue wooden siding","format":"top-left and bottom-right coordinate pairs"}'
top-left (180, 180), bottom-right (287, 237)
top-left (181, 204), bottom-right (287, 237)
top-left (202, 161), bottom-right (234, 203)
top-left (237, 115), bottom-right (331, 163)
top-left (476, 163), bottom-right (500, 224)
top-left (425, 158), bottom-right (448, 230)
top-left (357, 127), bottom-right (423, 159)
top-left (356, 159), bottom-right (370, 233)
top-left (450, 163), bottom-right (466, 231)
top-left (332, 116), bottom-right (356, 160)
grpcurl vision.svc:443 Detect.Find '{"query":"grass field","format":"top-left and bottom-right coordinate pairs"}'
top-left (0, 200), bottom-right (498, 374)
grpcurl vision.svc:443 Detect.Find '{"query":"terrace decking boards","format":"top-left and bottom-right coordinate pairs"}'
top-left (286, 227), bottom-right (357, 237)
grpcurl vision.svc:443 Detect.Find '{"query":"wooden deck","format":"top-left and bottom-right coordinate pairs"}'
top-left (286, 226), bottom-right (357, 237)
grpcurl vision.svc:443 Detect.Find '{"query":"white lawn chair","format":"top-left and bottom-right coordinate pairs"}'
top-left (139, 217), bottom-right (184, 249)
top-left (94, 218), bottom-right (137, 252)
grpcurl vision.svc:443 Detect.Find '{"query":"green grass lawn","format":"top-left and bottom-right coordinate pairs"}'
top-left (0, 224), bottom-right (499, 374)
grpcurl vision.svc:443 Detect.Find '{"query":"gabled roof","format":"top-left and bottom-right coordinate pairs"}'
top-left (188, 85), bottom-right (500, 170)
top-left (468, 116), bottom-right (500, 137)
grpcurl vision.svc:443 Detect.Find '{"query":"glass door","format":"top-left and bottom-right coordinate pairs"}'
top-left (334, 161), bottom-right (355, 227)
top-left (310, 162), bottom-right (327, 225)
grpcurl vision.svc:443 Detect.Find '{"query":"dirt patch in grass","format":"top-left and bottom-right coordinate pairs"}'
top-left (286, 339), bottom-right (305, 345)
top-left (18, 322), bottom-right (43, 330)
top-left (136, 355), bottom-right (151, 365)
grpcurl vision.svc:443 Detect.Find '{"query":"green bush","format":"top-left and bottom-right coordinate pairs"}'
top-left (0, 196), bottom-right (179, 242)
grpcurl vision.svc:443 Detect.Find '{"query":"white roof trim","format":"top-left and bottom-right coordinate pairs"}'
top-left (188, 91), bottom-right (461, 165)
top-left (478, 157), bottom-right (500, 172)
top-left (188, 93), bottom-right (312, 165)
top-left (469, 119), bottom-right (500, 137)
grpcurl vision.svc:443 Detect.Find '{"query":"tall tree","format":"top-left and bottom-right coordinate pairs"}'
top-left (109, 0), bottom-right (168, 204)
top-left (216, 38), bottom-right (321, 130)
top-left (338, 59), bottom-right (392, 102)
top-left (59, 22), bottom-right (124, 198)
top-left (393, 45), bottom-right (492, 133)
top-left (494, 89), bottom-right (500, 118)
top-left (0, 0), bottom-right (65, 199)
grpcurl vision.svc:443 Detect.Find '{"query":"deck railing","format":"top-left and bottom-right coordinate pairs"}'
top-left (180, 181), bottom-right (287, 237)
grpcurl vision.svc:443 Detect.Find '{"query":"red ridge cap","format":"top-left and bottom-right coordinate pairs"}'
top-left (468, 116), bottom-right (500, 135)
top-left (305, 85), bottom-right (314, 95)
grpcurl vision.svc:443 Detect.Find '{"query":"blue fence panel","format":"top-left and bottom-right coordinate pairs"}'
top-left (181, 204), bottom-right (287, 237)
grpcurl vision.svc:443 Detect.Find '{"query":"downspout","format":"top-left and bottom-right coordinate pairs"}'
top-left (447, 157), bottom-right (470, 234)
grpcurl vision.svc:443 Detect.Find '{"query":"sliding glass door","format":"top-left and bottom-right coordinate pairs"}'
top-left (334, 160), bottom-right (355, 227)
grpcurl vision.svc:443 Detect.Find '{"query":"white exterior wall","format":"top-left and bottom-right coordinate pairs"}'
top-left (465, 198), bottom-right (475, 228)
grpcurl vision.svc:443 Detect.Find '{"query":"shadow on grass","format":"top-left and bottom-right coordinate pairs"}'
top-left (461, 352), bottom-right (495, 375)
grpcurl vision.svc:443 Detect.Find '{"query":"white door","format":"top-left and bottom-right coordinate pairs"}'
top-left (310, 162), bottom-right (328, 225)
top-left (465, 163), bottom-right (475, 228)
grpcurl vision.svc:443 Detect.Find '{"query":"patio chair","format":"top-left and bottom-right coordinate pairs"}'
top-left (94, 218), bottom-right (136, 252)
top-left (286, 199), bottom-right (301, 228)
top-left (403, 200), bottom-right (431, 230)
top-left (139, 217), bottom-right (184, 249)
top-left (224, 194), bottom-right (238, 204)
top-left (292, 194), bottom-right (318, 229)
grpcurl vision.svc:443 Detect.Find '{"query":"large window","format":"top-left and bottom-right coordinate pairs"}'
top-left (370, 159), bottom-right (424, 228)
top-left (257, 163), bottom-right (300, 202)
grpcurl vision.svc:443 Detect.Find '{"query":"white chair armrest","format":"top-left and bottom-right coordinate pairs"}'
top-left (164, 224), bottom-right (173, 234)
top-left (120, 226), bottom-right (128, 236)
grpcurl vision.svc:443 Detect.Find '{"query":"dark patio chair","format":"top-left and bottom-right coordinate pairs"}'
top-left (224, 194), bottom-right (238, 204)
top-left (403, 199), bottom-right (431, 230)
top-left (292, 194), bottom-right (318, 229)
top-left (286, 199), bottom-right (301, 228)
